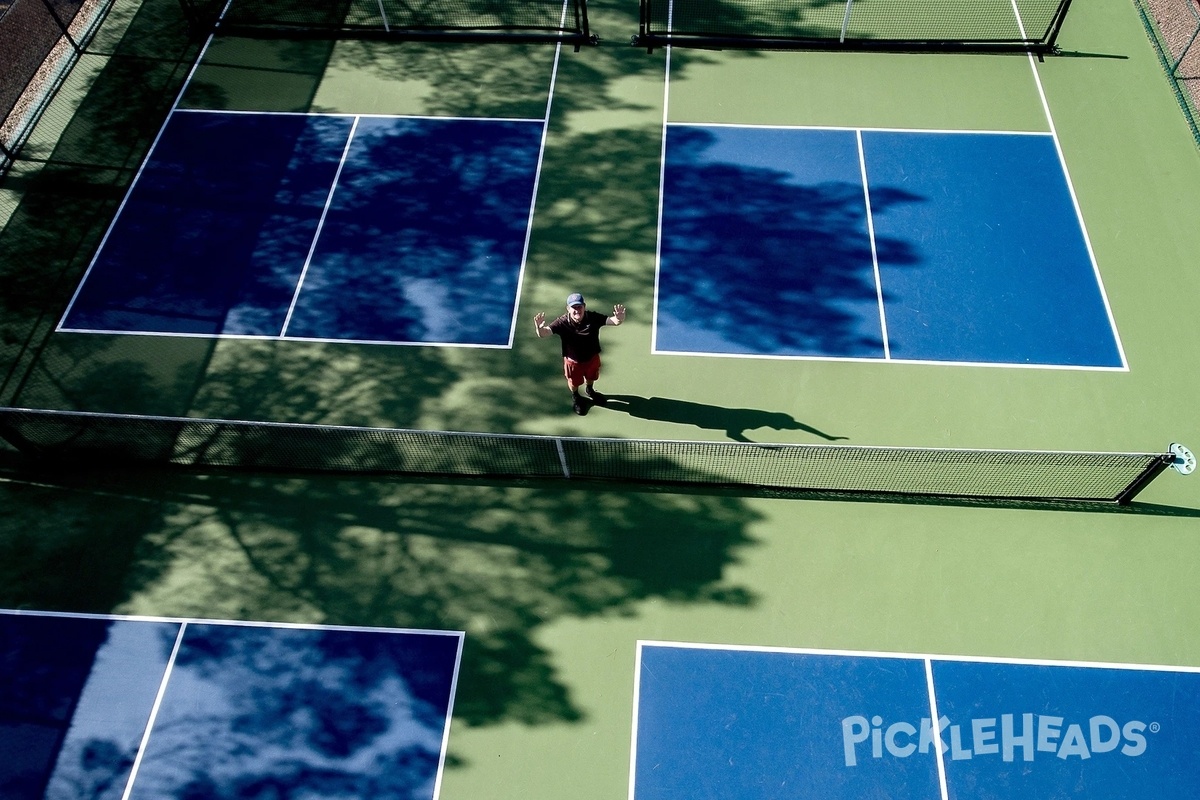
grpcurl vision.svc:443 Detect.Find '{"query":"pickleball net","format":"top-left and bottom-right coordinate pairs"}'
top-left (0, 407), bottom-right (1176, 504)
top-left (179, 0), bottom-right (595, 45)
top-left (634, 0), bottom-right (1075, 53)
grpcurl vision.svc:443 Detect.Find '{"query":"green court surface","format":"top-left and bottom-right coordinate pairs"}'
top-left (2, 0), bottom-right (1200, 794)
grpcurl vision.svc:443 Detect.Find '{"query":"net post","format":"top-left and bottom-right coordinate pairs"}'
top-left (635, 0), bottom-right (655, 52)
top-left (1043, 0), bottom-right (1074, 51)
top-left (1113, 453), bottom-right (1174, 505)
top-left (576, 0), bottom-right (594, 47)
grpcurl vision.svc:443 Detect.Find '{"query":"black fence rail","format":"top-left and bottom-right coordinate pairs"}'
top-left (634, 0), bottom-right (1074, 53)
top-left (179, 0), bottom-right (597, 46)
top-left (0, 407), bottom-right (1179, 504)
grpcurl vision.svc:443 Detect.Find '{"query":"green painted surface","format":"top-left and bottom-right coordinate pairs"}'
top-left (2, 0), bottom-right (1200, 794)
top-left (667, 49), bottom-right (1050, 130)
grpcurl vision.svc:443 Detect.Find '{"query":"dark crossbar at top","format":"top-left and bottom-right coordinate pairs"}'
top-left (179, 0), bottom-right (597, 47)
top-left (633, 0), bottom-right (1075, 53)
top-left (0, 407), bottom-right (1175, 505)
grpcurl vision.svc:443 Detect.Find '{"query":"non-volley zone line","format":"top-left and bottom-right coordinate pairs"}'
top-left (57, 109), bottom-right (551, 349)
top-left (630, 641), bottom-right (1200, 800)
top-left (1, 609), bottom-right (463, 800)
top-left (652, 123), bottom-right (1126, 370)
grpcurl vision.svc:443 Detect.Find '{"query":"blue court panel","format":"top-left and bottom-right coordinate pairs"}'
top-left (61, 111), bottom-right (542, 346)
top-left (0, 612), bottom-right (463, 800)
top-left (0, 614), bottom-right (180, 799)
top-left (632, 644), bottom-right (1200, 800)
top-left (634, 646), bottom-right (941, 800)
top-left (655, 126), bottom-right (1124, 368)
top-left (62, 112), bottom-right (354, 336)
top-left (128, 623), bottom-right (462, 799)
top-left (931, 659), bottom-right (1200, 800)
top-left (864, 132), bottom-right (1123, 367)
top-left (656, 125), bottom-right (886, 358)
top-left (283, 116), bottom-right (542, 345)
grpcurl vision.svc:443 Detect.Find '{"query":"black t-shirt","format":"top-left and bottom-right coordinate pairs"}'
top-left (549, 310), bottom-right (609, 361)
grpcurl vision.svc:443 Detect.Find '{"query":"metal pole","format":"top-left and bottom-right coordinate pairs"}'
top-left (1114, 453), bottom-right (1174, 505)
top-left (1043, 0), bottom-right (1074, 51)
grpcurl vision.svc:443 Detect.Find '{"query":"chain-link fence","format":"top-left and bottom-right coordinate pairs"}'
top-left (0, 0), bottom-right (117, 172)
top-left (634, 0), bottom-right (1075, 53)
top-left (1136, 0), bottom-right (1200, 147)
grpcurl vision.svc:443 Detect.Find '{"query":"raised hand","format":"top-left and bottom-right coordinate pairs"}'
top-left (612, 303), bottom-right (626, 323)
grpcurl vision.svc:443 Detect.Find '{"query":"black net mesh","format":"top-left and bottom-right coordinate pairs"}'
top-left (0, 408), bottom-right (1170, 503)
top-left (639, 0), bottom-right (1072, 50)
top-left (181, 0), bottom-right (592, 42)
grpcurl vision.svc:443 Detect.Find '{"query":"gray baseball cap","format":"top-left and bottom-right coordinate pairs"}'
top-left (566, 293), bottom-right (585, 307)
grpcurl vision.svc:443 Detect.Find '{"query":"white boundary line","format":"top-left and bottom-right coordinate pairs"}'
top-left (52, 325), bottom-right (515, 349)
top-left (432, 633), bottom-right (467, 800)
top-left (628, 640), bottom-right (646, 800)
top-left (2, 609), bottom-right (468, 800)
top-left (0, 607), bottom-right (465, 637)
top-left (1016, 10), bottom-right (1130, 371)
top-left (174, 107), bottom-right (545, 124)
top-left (120, 621), bottom-right (187, 800)
top-left (280, 115), bottom-right (361, 338)
top-left (508, 26), bottom-right (567, 348)
top-left (633, 639), bottom-right (1200, 674)
top-left (628, 639), bottom-right (1200, 800)
top-left (650, 120), bottom-right (1128, 372)
top-left (55, 54), bottom-right (556, 350)
top-left (649, 347), bottom-right (1128, 372)
top-left (925, 658), bottom-right (951, 800)
top-left (55, 25), bottom-right (227, 332)
top-left (665, 121), bottom-right (1054, 136)
top-left (857, 129), bottom-right (889, 360)
top-left (650, 42), bottom-right (674, 355)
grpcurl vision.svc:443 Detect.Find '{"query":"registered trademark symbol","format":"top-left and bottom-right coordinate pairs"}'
top-left (1149, 722), bottom-right (1161, 734)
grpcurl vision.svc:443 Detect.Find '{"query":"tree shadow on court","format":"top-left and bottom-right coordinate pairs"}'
top-left (123, 622), bottom-right (456, 797)
top-left (0, 458), bottom-right (760, 743)
top-left (0, 0), bottom-right (899, 782)
top-left (654, 126), bottom-right (924, 356)
top-left (2, 610), bottom-right (458, 798)
top-left (181, 36), bottom-right (342, 112)
top-left (600, 394), bottom-right (847, 442)
top-left (0, 0), bottom-right (217, 402)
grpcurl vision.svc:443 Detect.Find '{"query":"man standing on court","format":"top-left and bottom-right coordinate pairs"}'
top-left (534, 293), bottom-right (626, 416)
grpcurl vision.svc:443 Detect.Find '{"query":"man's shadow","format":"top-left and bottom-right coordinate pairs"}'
top-left (596, 395), bottom-right (847, 443)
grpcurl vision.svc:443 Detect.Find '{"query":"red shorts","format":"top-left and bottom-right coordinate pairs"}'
top-left (564, 354), bottom-right (601, 385)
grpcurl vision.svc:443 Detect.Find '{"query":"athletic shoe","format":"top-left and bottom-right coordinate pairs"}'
top-left (572, 395), bottom-right (587, 416)
top-left (586, 388), bottom-right (606, 405)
